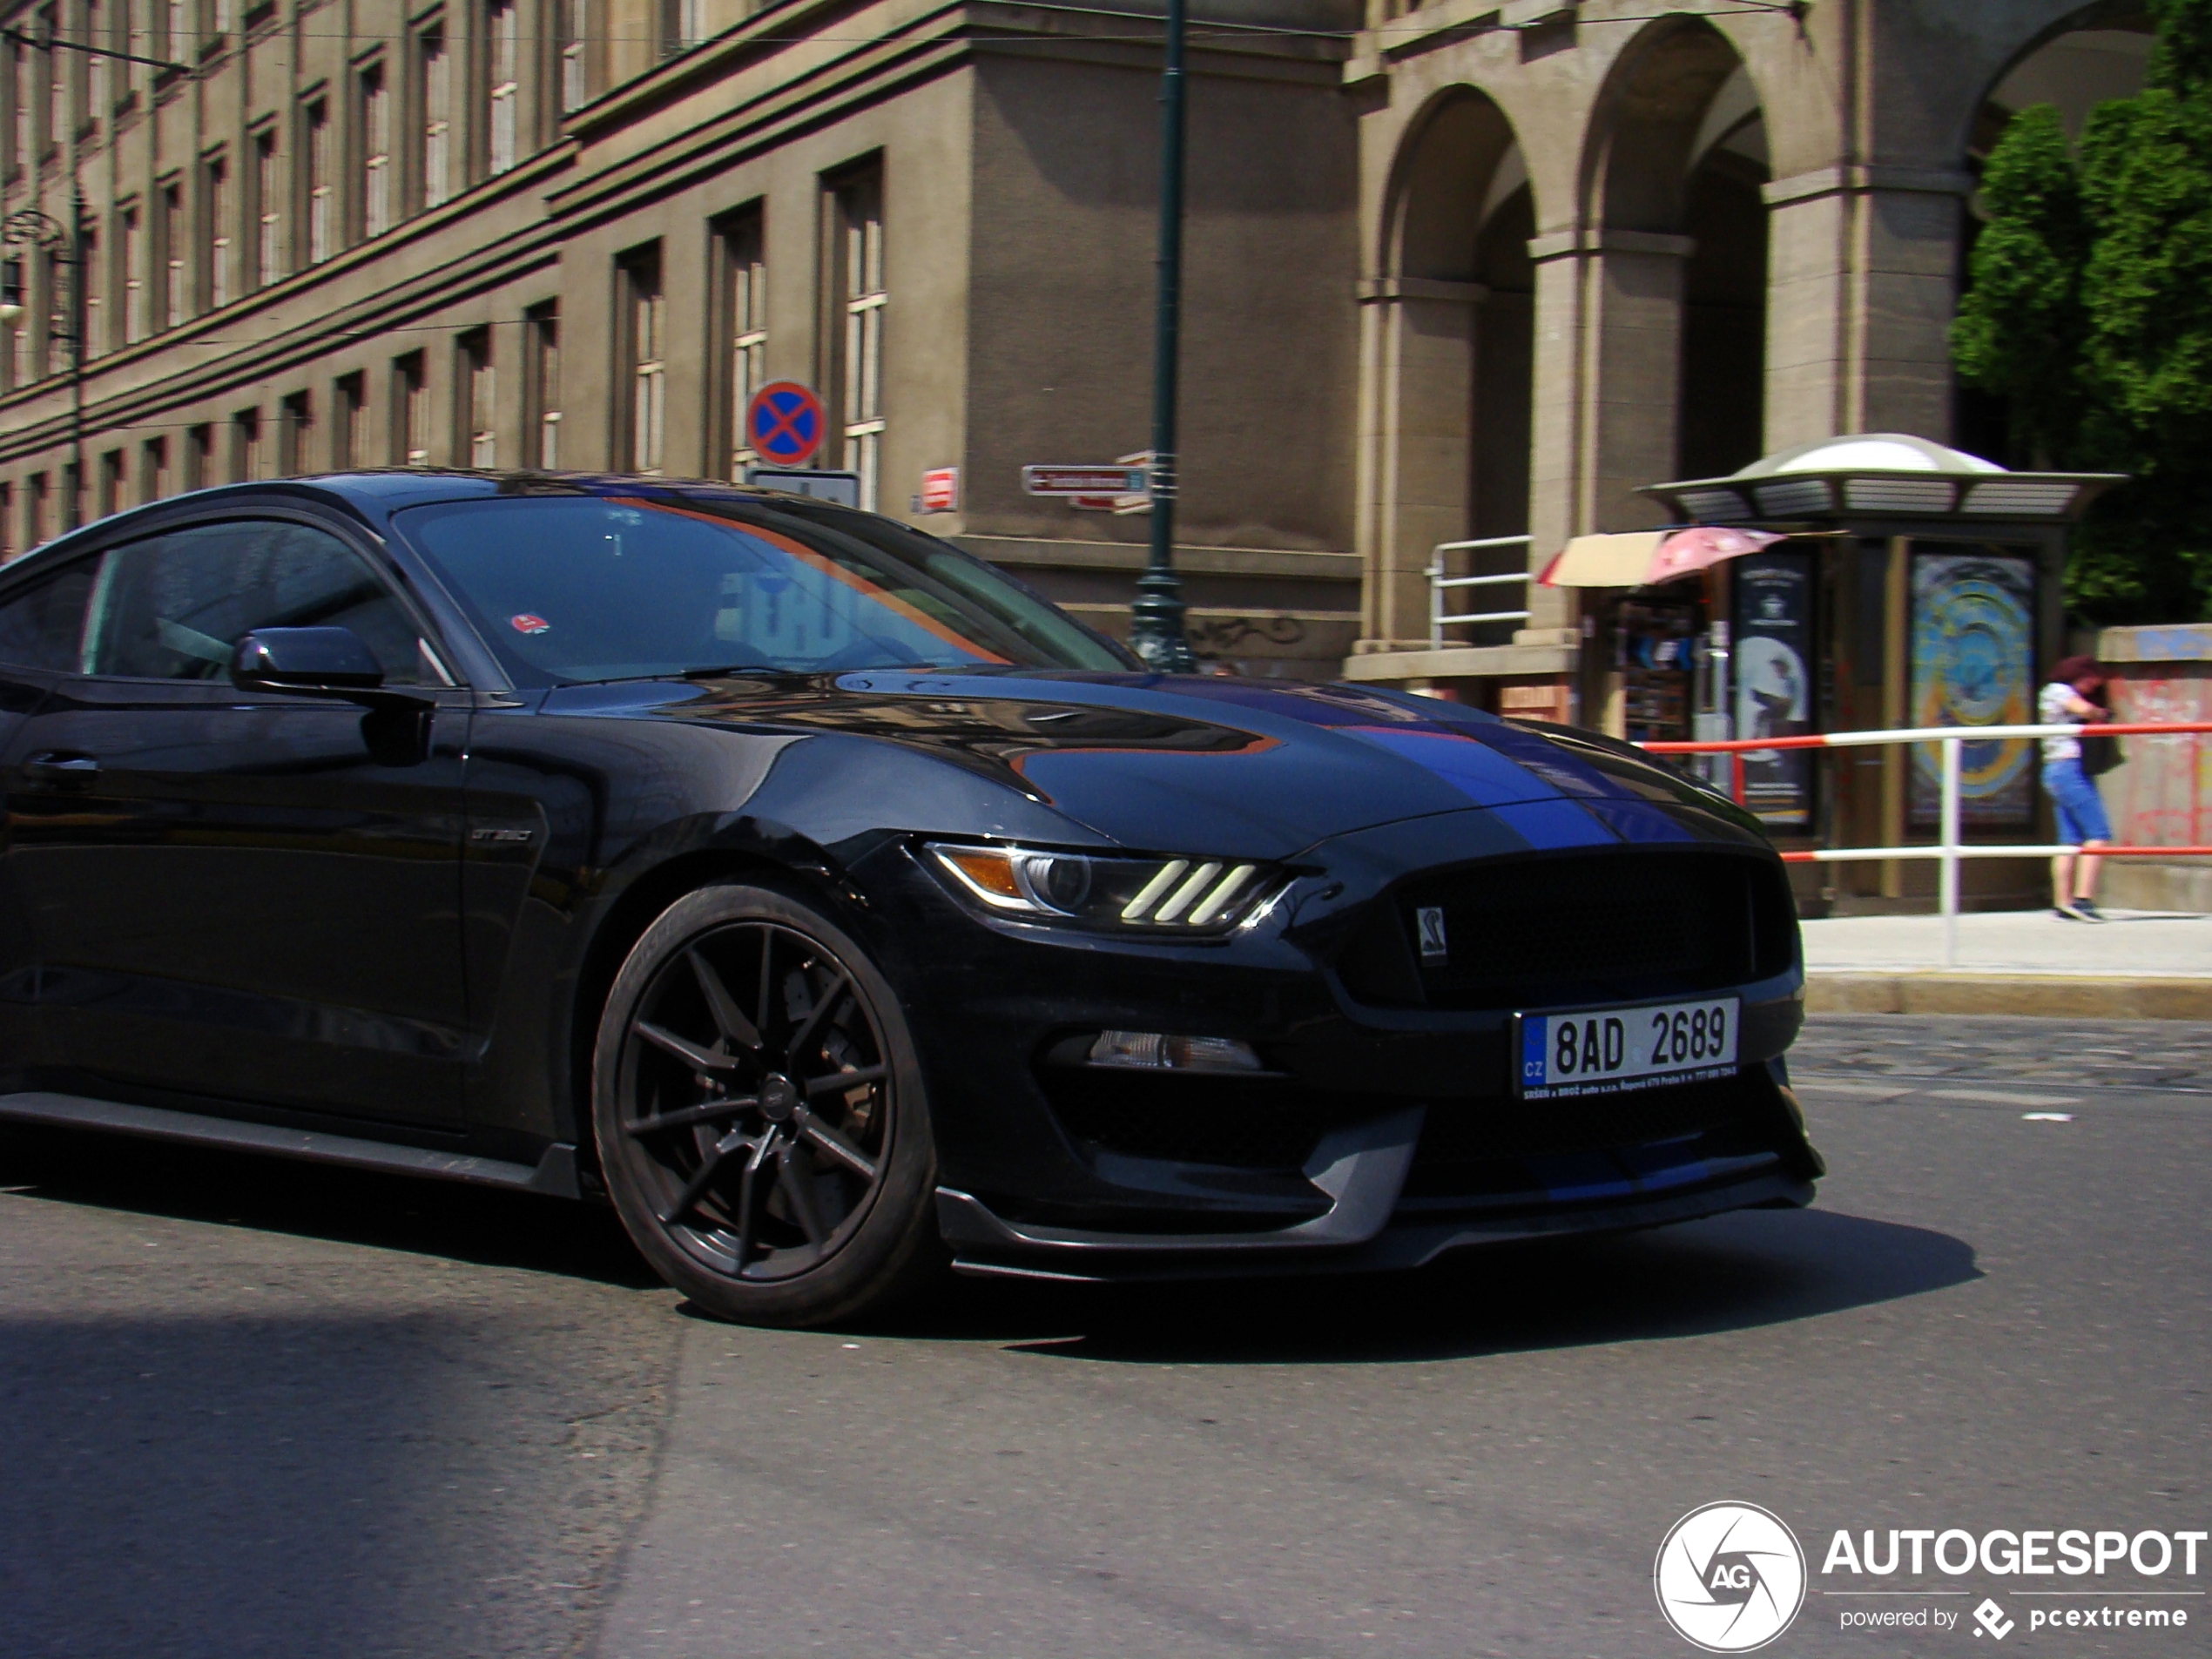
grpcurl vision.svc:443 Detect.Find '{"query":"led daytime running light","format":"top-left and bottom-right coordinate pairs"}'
top-left (927, 844), bottom-right (1267, 931)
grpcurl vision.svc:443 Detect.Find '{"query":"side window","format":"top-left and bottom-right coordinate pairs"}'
top-left (0, 558), bottom-right (98, 673)
top-left (84, 520), bottom-right (429, 684)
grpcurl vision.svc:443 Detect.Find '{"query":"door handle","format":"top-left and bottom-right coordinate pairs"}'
top-left (23, 752), bottom-right (101, 788)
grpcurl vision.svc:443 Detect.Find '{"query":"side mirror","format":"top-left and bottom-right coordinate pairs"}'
top-left (232, 626), bottom-right (387, 695)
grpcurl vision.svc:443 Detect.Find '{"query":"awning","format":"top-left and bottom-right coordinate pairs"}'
top-left (1538, 526), bottom-right (1784, 589)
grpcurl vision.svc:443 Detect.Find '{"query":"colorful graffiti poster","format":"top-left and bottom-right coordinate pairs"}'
top-left (1730, 550), bottom-right (1816, 830)
top-left (1910, 551), bottom-right (2035, 826)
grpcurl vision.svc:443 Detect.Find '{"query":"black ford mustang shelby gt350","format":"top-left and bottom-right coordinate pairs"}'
top-left (0, 472), bottom-right (1821, 1325)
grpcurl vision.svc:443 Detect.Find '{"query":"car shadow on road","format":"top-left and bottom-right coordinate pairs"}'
top-left (918, 1207), bottom-right (1979, 1366)
top-left (0, 1123), bottom-right (664, 1290)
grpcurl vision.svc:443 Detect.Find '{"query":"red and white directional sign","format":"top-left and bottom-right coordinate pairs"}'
top-left (1022, 464), bottom-right (1150, 497)
top-left (919, 467), bottom-right (960, 513)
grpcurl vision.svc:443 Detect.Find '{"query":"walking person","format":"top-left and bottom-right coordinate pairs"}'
top-left (2040, 654), bottom-right (2114, 921)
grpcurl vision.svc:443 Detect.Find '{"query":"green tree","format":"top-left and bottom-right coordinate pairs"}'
top-left (1952, 0), bottom-right (2212, 621)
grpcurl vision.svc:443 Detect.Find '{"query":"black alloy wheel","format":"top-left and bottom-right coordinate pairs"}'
top-left (594, 884), bottom-right (941, 1326)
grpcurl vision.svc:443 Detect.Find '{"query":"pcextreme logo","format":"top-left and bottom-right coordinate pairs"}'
top-left (1655, 1501), bottom-right (1810, 1653)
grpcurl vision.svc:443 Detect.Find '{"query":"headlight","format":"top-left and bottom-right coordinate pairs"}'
top-left (926, 843), bottom-right (1272, 931)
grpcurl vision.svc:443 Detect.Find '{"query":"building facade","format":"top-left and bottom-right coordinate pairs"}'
top-left (0, 0), bottom-right (2161, 691)
top-left (0, 0), bottom-right (1366, 674)
top-left (1341, 0), bottom-right (2155, 725)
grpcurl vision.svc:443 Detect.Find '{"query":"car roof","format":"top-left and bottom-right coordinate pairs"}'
top-left (0, 470), bottom-right (848, 577)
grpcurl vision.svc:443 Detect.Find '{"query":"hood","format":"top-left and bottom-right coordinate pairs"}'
top-left (573, 669), bottom-right (1768, 861)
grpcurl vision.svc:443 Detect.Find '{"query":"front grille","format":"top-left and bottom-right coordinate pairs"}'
top-left (1400, 1069), bottom-right (1772, 1199)
top-left (1337, 849), bottom-right (1796, 1010)
top-left (1040, 1068), bottom-right (1399, 1171)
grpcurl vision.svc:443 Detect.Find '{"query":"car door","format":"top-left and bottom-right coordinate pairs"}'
top-left (0, 553), bottom-right (104, 1085)
top-left (1, 509), bottom-right (473, 1128)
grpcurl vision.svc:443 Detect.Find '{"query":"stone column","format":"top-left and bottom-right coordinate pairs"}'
top-left (1763, 165), bottom-right (1973, 450)
top-left (1523, 226), bottom-right (1695, 635)
top-left (1353, 275), bottom-right (1486, 655)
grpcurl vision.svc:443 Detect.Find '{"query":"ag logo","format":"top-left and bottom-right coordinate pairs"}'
top-left (1654, 1501), bottom-right (1807, 1652)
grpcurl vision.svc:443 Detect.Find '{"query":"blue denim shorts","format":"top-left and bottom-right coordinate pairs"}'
top-left (2043, 759), bottom-right (2112, 846)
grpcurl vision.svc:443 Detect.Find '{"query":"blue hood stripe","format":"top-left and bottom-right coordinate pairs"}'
top-left (1490, 799), bottom-right (1621, 850)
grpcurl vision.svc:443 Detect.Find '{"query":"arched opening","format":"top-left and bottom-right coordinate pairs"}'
top-left (1955, 10), bottom-right (2154, 464)
top-left (1678, 66), bottom-right (1769, 480)
top-left (1578, 20), bottom-right (1766, 509)
top-left (1366, 90), bottom-right (1535, 647)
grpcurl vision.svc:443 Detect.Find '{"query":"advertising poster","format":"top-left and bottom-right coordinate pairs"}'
top-left (1910, 551), bottom-right (2035, 826)
top-left (1730, 550), bottom-right (1816, 830)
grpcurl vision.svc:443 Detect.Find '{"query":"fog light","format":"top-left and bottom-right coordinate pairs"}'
top-left (1088, 1030), bottom-right (1263, 1073)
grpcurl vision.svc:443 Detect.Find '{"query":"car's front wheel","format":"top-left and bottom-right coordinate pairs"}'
top-left (592, 882), bottom-right (941, 1326)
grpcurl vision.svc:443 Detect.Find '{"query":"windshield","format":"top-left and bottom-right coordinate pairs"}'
top-left (394, 492), bottom-right (1130, 684)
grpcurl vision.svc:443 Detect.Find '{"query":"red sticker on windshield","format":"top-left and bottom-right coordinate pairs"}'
top-left (510, 614), bottom-right (551, 635)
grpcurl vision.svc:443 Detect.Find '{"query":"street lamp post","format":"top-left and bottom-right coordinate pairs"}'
top-left (0, 196), bottom-right (86, 530)
top-left (1127, 0), bottom-right (1197, 673)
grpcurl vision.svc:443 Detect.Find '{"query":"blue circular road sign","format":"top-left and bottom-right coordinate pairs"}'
top-left (746, 381), bottom-right (826, 468)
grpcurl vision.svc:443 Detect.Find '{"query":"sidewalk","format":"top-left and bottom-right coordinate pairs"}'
top-left (1800, 909), bottom-right (2212, 1020)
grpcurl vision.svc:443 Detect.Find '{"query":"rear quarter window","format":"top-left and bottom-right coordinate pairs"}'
top-left (0, 558), bottom-right (98, 673)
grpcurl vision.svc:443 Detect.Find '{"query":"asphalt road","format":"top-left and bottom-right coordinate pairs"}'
top-left (2, 1014), bottom-right (2206, 1659)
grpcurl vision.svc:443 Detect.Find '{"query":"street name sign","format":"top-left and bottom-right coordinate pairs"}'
top-left (1022, 465), bottom-right (1149, 497)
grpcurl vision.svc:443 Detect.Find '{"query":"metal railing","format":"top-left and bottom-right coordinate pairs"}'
top-left (1428, 536), bottom-right (1532, 650)
top-left (1642, 721), bottom-right (2212, 967)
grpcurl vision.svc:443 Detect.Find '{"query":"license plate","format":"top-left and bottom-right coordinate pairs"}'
top-left (1515, 996), bottom-right (1741, 1099)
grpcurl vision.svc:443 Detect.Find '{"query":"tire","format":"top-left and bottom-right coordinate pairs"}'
top-left (591, 881), bottom-right (943, 1327)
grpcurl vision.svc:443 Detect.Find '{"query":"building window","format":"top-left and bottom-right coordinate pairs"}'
top-left (140, 435), bottom-right (169, 500)
top-left (250, 128), bottom-right (280, 289)
top-left (184, 422), bottom-right (211, 489)
top-left (559, 0), bottom-right (586, 112)
top-left (394, 350), bottom-right (428, 463)
top-left (303, 98), bottom-right (332, 263)
top-left (232, 407), bottom-right (262, 482)
top-left (9, 34), bottom-right (29, 172)
top-left (619, 245), bottom-right (664, 474)
top-left (119, 204), bottom-right (145, 343)
top-left (0, 482), bottom-right (11, 559)
top-left (27, 473), bottom-right (48, 546)
top-left (418, 24), bottom-right (449, 210)
top-left (361, 62), bottom-right (390, 237)
top-left (524, 300), bottom-right (559, 467)
top-left (826, 163), bottom-right (884, 510)
top-left (84, 0), bottom-right (105, 125)
top-left (40, 7), bottom-right (62, 155)
top-left (98, 448), bottom-right (124, 519)
top-left (161, 0), bottom-right (186, 64)
top-left (334, 370), bottom-right (366, 466)
top-left (79, 225), bottom-right (100, 358)
top-left (39, 246), bottom-right (61, 375)
top-left (204, 152), bottom-right (230, 309)
top-left (720, 206), bottom-right (765, 478)
top-left (658, 0), bottom-right (700, 57)
top-left (277, 391), bottom-right (310, 474)
top-left (159, 180), bottom-right (184, 327)
top-left (459, 327), bottom-right (494, 465)
top-left (486, 0), bottom-right (516, 175)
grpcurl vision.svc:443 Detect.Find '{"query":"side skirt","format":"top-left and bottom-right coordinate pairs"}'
top-left (0, 1090), bottom-right (581, 1198)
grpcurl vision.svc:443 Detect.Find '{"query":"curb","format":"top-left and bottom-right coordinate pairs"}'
top-left (1806, 973), bottom-right (2212, 1021)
